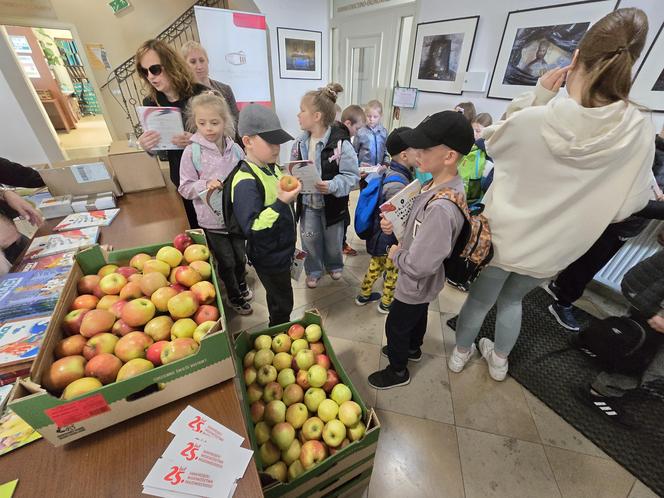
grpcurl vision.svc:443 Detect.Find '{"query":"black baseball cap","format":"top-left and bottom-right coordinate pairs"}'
top-left (399, 110), bottom-right (475, 155)
top-left (386, 127), bottom-right (412, 156)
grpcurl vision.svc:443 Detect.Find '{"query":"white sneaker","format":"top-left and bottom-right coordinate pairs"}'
top-left (478, 338), bottom-right (508, 381)
top-left (447, 344), bottom-right (476, 373)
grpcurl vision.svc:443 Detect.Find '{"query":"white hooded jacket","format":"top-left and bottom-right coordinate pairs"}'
top-left (482, 82), bottom-right (656, 279)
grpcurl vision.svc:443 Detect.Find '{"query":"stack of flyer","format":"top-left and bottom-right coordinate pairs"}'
top-left (0, 268), bottom-right (69, 322)
top-left (71, 192), bottom-right (116, 213)
top-left (142, 406), bottom-right (253, 498)
top-left (0, 316), bottom-right (51, 376)
top-left (23, 227), bottom-right (99, 260)
top-left (36, 195), bottom-right (73, 219)
top-left (53, 209), bottom-right (120, 231)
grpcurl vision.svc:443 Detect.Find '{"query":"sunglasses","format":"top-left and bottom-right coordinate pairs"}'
top-left (139, 64), bottom-right (163, 77)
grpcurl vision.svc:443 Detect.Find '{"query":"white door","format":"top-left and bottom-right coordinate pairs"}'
top-left (332, 4), bottom-right (415, 128)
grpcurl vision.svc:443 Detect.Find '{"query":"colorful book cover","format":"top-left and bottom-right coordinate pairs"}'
top-left (53, 209), bottom-right (120, 231)
top-left (23, 227), bottom-right (99, 259)
top-left (0, 479), bottom-right (18, 498)
top-left (0, 268), bottom-right (69, 322)
top-left (0, 410), bottom-right (42, 456)
top-left (0, 316), bottom-right (50, 369)
top-left (379, 180), bottom-right (422, 240)
top-left (14, 251), bottom-right (75, 272)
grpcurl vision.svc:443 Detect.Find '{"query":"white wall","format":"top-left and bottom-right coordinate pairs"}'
top-left (400, 0), bottom-right (664, 131)
top-left (230, 0), bottom-right (330, 160)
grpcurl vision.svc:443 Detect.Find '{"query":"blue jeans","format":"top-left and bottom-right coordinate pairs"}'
top-left (455, 266), bottom-right (545, 356)
top-left (300, 206), bottom-right (344, 278)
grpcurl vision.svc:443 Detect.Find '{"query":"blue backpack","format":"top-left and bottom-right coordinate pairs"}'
top-left (354, 172), bottom-right (408, 240)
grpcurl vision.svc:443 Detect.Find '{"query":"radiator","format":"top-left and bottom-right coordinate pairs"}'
top-left (593, 220), bottom-right (664, 292)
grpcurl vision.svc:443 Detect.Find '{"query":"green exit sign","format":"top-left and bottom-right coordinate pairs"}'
top-left (109, 0), bottom-right (130, 14)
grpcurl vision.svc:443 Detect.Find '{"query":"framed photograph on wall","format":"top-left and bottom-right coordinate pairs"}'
top-left (276, 27), bottom-right (322, 80)
top-left (487, 0), bottom-right (618, 100)
top-left (409, 16), bottom-right (479, 95)
top-left (630, 22), bottom-right (664, 112)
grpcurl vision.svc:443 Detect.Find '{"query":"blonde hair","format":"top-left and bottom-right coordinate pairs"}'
top-left (473, 113), bottom-right (493, 127)
top-left (341, 105), bottom-right (366, 126)
top-left (303, 82), bottom-right (344, 127)
top-left (180, 40), bottom-right (208, 61)
top-left (135, 39), bottom-right (196, 103)
top-left (365, 99), bottom-right (383, 115)
top-left (186, 93), bottom-right (235, 139)
top-left (576, 8), bottom-right (648, 108)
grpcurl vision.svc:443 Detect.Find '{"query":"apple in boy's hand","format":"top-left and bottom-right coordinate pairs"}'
top-left (279, 175), bottom-right (299, 192)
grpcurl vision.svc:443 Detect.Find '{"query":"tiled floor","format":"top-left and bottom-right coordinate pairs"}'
top-left (227, 204), bottom-right (658, 497)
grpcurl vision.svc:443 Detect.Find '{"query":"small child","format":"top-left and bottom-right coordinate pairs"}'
top-left (367, 111), bottom-right (475, 389)
top-left (355, 127), bottom-right (417, 314)
top-left (454, 101), bottom-right (477, 123)
top-left (355, 100), bottom-right (390, 167)
top-left (459, 112), bottom-right (494, 204)
top-left (340, 105), bottom-right (367, 256)
top-left (292, 83), bottom-right (360, 289)
top-left (178, 93), bottom-right (252, 315)
top-left (231, 104), bottom-right (301, 326)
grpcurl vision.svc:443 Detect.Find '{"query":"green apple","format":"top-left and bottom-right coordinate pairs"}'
top-left (290, 338), bottom-right (309, 356)
top-left (322, 419), bottom-right (346, 448)
top-left (257, 365), bottom-right (278, 386)
top-left (271, 333), bottom-right (292, 354)
top-left (265, 461), bottom-right (287, 483)
top-left (243, 350), bottom-right (256, 368)
top-left (299, 440), bottom-right (327, 470)
top-left (273, 352), bottom-right (293, 371)
top-left (250, 400), bottom-right (265, 423)
top-left (305, 324), bottom-right (322, 343)
top-left (338, 400), bottom-right (362, 427)
top-left (282, 439), bottom-right (301, 466)
top-left (244, 367), bottom-right (257, 386)
top-left (330, 383), bottom-right (352, 405)
top-left (347, 420), bottom-right (366, 442)
top-left (307, 364), bottom-right (327, 388)
top-left (263, 381), bottom-right (283, 403)
top-left (288, 460), bottom-right (305, 482)
top-left (247, 383), bottom-right (264, 403)
top-left (285, 402), bottom-right (308, 429)
top-left (259, 441), bottom-right (280, 466)
top-left (304, 387), bottom-right (326, 413)
top-left (254, 349), bottom-right (275, 369)
top-left (254, 421), bottom-right (271, 445)
top-left (295, 349), bottom-right (315, 371)
top-left (317, 399), bottom-right (339, 423)
top-left (271, 421), bottom-right (295, 451)
top-left (301, 416), bottom-right (324, 441)
top-left (277, 368), bottom-right (296, 389)
top-left (282, 383), bottom-right (304, 406)
top-left (254, 334), bottom-right (273, 350)
top-left (264, 400), bottom-right (287, 426)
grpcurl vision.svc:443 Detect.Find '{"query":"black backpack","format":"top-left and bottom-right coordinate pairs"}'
top-left (573, 316), bottom-right (659, 375)
top-left (221, 160), bottom-right (264, 238)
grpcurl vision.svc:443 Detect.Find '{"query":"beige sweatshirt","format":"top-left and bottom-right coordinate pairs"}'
top-left (482, 82), bottom-right (656, 279)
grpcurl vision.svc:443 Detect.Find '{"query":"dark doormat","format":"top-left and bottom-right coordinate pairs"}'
top-left (447, 287), bottom-right (664, 496)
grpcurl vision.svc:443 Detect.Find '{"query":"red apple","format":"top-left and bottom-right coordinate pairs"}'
top-left (54, 334), bottom-right (88, 358)
top-left (160, 337), bottom-right (199, 364)
top-left (146, 340), bottom-right (169, 366)
top-left (44, 355), bottom-right (86, 392)
top-left (287, 324), bottom-right (305, 340)
top-left (170, 283), bottom-right (187, 293)
top-left (77, 275), bottom-right (100, 295)
top-left (121, 298), bottom-right (156, 327)
top-left (116, 266), bottom-right (138, 279)
top-left (80, 309), bottom-right (116, 338)
top-left (109, 299), bottom-right (128, 319)
top-left (62, 308), bottom-right (90, 336)
top-left (119, 281), bottom-right (143, 301)
top-left (193, 305), bottom-right (220, 325)
top-left (112, 319), bottom-right (136, 336)
top-left (296, 369), bottom-right (311, 390)
top-left (315, 354), bottom-right (331, 370)
top-left (71, 294), bottom-right (99, 311)
top-left (322, 369), bottom-right (340, 393)
top-left (310, 342), bottom-right (325, 355)
top-left (114, 331), bottom-right (153, 362)
top-left (92, 283), bottom-right (105, 299)
top-left (84, 353), bottom-right (122, 384)
top-left (174, 266), bottom-right (203, 288)
top-left (173, 233), bottom-right (193, 252)
top-left (139, 272), bottom-right (169, 297)
top-left (82, 332), bottom-right (119, 360)
top-left (190, 281), bottom-right (215, 305)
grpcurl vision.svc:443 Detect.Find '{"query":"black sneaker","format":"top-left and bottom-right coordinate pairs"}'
top-left (355, 292), bottom-right (381, 306)
top-left (368, 365), bottom-right (410, 390)
top-left (548, 303), bottom-right (580, 331)
top-left (377, 301), bottom-right (391, 314)
top-left (380, 346), bottom-right (422, 362)
top-left (544, 281), bottom-right (561, 302)
top-left (239, 282), bottom-right (253, 302)
top-left (230, 297), bottom-right (253, 315)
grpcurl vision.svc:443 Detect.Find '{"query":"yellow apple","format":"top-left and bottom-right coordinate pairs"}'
top-left (142, 259), bottom-right (171, 277)
top-left (171, 318), bottom-right (197, 339)
top-left (156, 246), bottom-right (183, 268)
top-left (183, 244), bottom-right (210, 263)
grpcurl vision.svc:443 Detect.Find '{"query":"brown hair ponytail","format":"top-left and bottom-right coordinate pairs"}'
top-left (303, 83), bottom-right (344, 127)
top-left (576, 8), bottom-right (648, 108)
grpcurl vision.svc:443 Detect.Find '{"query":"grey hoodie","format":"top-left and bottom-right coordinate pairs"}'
top-left (392, 176), bottom-right (465, 305)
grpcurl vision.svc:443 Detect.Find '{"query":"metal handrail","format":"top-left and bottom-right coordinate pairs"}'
top-left (101, 0), bottom-right (225, 136)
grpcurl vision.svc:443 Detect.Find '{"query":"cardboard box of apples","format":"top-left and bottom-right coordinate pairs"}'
top-left (233, 310), bottom-right (380, 498)
top-left (9, 230), bottom-right (235, 446)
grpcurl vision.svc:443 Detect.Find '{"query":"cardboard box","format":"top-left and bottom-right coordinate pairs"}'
top-left (107, 141), bottom-right (166, 193)
top-left (9, 230), bottom-right (233, 446)
top-left (232, 311), bottom-right (380, 498)
top-left (71, 192), bottom-right (117, 212)
top-left (41, 157), bottom-right (123, 197)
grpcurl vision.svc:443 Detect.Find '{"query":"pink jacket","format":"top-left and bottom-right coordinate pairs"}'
top-left (178, 133), bottom-right (244, 230)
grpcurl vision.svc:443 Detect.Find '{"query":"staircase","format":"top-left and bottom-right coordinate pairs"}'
top-left (101, 0), bottom-right (226, 138)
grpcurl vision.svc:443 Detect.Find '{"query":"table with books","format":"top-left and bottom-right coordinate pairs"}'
top-left (0, 188), bottom-right (263, 498)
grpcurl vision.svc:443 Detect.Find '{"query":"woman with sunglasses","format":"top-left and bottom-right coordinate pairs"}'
top-left (135, 39), bottom-right (209, 229)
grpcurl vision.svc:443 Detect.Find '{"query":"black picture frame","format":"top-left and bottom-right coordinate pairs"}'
top-left (276, 27), bottom-right (323, 81)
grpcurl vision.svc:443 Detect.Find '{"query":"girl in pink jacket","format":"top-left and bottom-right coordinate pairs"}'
top-left (179, 93), bottom-right (252, 315)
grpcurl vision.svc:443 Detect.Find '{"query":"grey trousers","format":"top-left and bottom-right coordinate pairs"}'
top-left (455, 266), bottom-right (546, 356)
